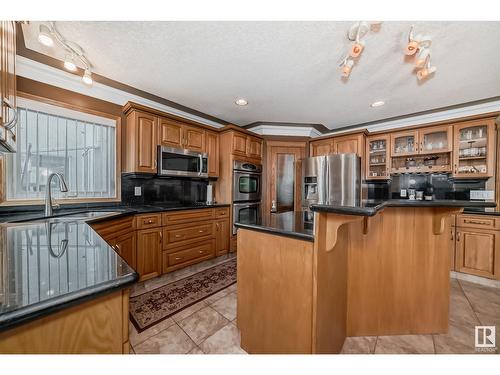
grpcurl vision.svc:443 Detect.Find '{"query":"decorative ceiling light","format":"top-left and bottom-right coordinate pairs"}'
top-left (339, 21), bottom-right (382, 79)
top-left (37, 24), bottom-right (54, 46)
top-left (37, 21), bottom-right (94, 87)
top-left (405, 26), bottom-right (436, 81)
top-left (63, 54), bottom-right (77, 72)
top-left (235, 98), bottom-right (248, 106)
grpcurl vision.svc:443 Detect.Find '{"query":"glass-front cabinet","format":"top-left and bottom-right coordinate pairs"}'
top-left (390, 130), bottom-right (419, 156)
top-left (366, 135), bottom-right (390, 180)
top-left (420, 125), bottom-right (453, 154)
top-left (453, 119), bottom-right (495, 178)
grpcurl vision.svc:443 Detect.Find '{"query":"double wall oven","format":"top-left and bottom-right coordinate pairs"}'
top-left (232, 160), bottom-right (262, 234)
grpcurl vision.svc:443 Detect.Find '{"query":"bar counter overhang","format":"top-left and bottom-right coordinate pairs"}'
top-left (235, 200), bottom-right (496, 354)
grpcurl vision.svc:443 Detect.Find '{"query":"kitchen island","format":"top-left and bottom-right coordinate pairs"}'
top-left (235, 200), bottom-right (496, 354)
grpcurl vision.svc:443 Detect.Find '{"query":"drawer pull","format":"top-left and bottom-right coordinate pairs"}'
top-left (175, 257), bottom-right (182, 261)
top-left (199, 230), bottom-right (205, 233)
top-left (199, 250), bottom-right (205, 254)
top-left (464, 220), bottom-right (489, 225)
top-left (175, 234), bottom-right (184, 238)
top-left (144, 219), bottom-right (153, 224)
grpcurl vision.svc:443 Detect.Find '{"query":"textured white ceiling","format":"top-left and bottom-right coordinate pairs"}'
top-left (22, 21), bottom-right (500, 130)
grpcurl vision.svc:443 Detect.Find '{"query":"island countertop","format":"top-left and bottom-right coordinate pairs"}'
top-left (235, 211), bottom-right (314, 242)
top-left (310, 199), bottom-right (496, 217)
top-left (0, 216), bottom-right (138, 332)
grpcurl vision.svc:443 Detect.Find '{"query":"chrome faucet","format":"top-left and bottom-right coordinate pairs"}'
top-left (45, 173), bottom-right (69, 216)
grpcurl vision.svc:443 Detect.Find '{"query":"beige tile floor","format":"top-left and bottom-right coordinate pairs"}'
top-left (129, 255), bottom-right (499, 354)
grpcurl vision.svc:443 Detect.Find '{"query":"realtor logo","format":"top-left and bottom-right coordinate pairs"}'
top-left (475, 326), bottom-right (496, 352)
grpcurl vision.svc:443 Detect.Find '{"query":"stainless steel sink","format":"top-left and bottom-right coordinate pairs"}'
top-left (12, 211), bottom-right (122, 224)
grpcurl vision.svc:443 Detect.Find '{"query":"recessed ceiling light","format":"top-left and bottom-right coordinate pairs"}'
top-left (235, 98), bottom-right (248, 106)
top-left (370, 100), bottom-right (385, 108)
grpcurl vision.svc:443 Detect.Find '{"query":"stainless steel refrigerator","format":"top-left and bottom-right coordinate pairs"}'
top-left (301, 153), bottom-right (361, 210)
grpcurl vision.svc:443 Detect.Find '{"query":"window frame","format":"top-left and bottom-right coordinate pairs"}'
top-left (0, 93), bottom-right (122, 206)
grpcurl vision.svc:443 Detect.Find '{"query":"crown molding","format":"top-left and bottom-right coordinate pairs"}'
top-left (325, 97), bottom-right (500, 136)
top-left (247, 124), bottom-right (323, 137)
top-left (15, 55), bottom-right (225, 129)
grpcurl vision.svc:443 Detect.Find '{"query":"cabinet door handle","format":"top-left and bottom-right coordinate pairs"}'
top-left (457, 232), bottom-right (461, 241)
top-left (216, 223), bottom-right (219, 231)
top-left (450, 230), bottom-right (454, 241)
top-left (3, 98), bottom-right (18, 131)
top-left (464, 220), bottom-right (488, 225)
top-left (159, 231), bottom-right (163, 242)
top-left (115, 244), bottom-right (120, 251)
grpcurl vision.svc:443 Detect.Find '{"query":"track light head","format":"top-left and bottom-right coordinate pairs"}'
top-left (415, 48), bottom-right (430, 68)
top-left (82, 69), bottom-right (93, 86)
top-left (405, 40), bottom-right (419, 55)
top-left (63, 54), bottom-right (77, 72)
top-left (341, 59), bottom-right (354, 78)
top-left (417, 66), bottom-right (437, 81)
top-left (38, 24), bottom-right (54, 47)
top-left (349, 42), bottom-right (364, 58)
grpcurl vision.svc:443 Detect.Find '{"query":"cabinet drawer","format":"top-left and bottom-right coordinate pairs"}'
top-left (215, 207), bottom-right (229, 218)
top-left (458, 215), bottom-right (499, 230)
top-left (162, 209), bottom-right (215, 226)
top-left (136, 214), bottom-right (162, 229)
top-left (164, 223), bottom-right (213, 247)
top-left (163, 240), bottom-right (215, 271)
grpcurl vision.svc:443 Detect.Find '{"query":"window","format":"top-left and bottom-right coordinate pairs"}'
top-left (6, 98), bottom-right (117, 201)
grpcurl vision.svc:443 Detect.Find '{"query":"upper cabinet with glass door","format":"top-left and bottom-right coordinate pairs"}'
top-left (366, 135), bottom-right (390, 180)
top-left (390, 130), bottom-right (419, 156)
top-left (419, 125), bottom-right (453, 154)
top-left (453, 118), bottom-right (496, 178)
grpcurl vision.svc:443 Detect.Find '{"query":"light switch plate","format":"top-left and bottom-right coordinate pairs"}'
top-left (134, 186), bottom-right (142, 196)
top-left (470, 190), bottom-right (494, 200)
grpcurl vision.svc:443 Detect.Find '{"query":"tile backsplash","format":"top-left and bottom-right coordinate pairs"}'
top-left (121, 174), bottom-right (208, 206)
top-left (366, 173), bottom-right (488, 201)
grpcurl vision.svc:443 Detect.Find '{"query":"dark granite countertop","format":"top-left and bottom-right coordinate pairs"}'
top-left (0, 203), bottom-right (231, 224)
top-left (234, 211), bottom-right (314, 242)
top-left (0, 203), bottom-right (230, 332)
top-left (310, 200), bottom-right (497, 217)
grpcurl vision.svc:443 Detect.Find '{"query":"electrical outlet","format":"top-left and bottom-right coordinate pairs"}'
top-left (134, 186), bottom-right (142, 196)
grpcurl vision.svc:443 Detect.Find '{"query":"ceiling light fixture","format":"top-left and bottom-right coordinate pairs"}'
top-left (339, 21), bottom-right (382, 79)
top-left (82, 69), bottom-right (93, 86)
top-left (370, 100), bottom-right (385, 107)
top-left (235, 98), bottom-right (248, 106)
top-left (405, 26), bottom-right (436, 81)
top-left (37, 21), bottom-right (94, 87)
top-left (37, 24), bottom-right (54, 46)
top-left (63, 54), bottom-right (77, 72)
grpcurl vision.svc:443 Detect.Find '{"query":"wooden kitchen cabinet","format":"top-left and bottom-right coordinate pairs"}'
top-left (332, 133), bottom-right (364, 157)
top-left (366, 135), bottom-right (390, 180)
top-left (124, 109), bottom-right (158, 173)
top-left (220, 127), bottom-right (263, 162)
top-left (136, 228), bottom-right (162, 281)
top-left (455, 228), bottom-right (499, 279)
top-left (247, 136), bottom-right (263, 159)
top-left (390, 129), bottom-right (419, 156)
top-left (159, 117), bottom-right (183, 148)
top-left (310, 139), bottom-right (333, 156)
top-left (215, 219), bottom-right (230, 256)
top-left (452, 118), bottom-right (496, 178)
top-left (184, 125), bottom-right (205, 152)
top-left (205, 130), bottom-right (219, 177)
top-left (114, 232), bottom-right (137, 271)
top-left (454, 214), bottom-right (500, 280)
top-left (419, 125), bottom-right (453, 154)
top-left (0, 21), bottom-right (17, 153)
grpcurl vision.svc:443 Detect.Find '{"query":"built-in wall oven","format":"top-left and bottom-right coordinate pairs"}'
top-left (232, 201), bottom-right (262, 235)
top-left (158, 146), bottom-right (208, 178)
top-left (232, 160), bottom-right (262, 202)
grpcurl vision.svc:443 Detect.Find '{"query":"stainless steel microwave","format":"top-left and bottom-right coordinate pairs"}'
top-left (157, 146), bottom-right (208, 178)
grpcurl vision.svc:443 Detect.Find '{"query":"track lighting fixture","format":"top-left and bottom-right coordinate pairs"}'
top-left (339, 21), bottom-right (382, 79)
top-left (37, 21), bottom-right (94, 87)
top-left (63, 54), bottom-right (77, 72)
top-left (37, 24), bottom-right (54, 46)
top-left (405, 26), bottom-right (436, 81)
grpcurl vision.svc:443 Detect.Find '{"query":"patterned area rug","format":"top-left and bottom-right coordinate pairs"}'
top-left (129, 258), bottom-right (237, 332)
